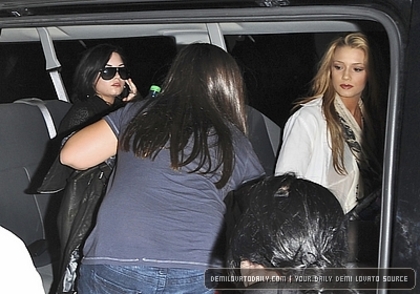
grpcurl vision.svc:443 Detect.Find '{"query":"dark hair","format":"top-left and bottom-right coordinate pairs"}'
top-left (120, 43), bottom-right (247, 189)
top-left (227, 174), bottom-right (347, 276)
top-left (71, 43), bottom-right (128, 103)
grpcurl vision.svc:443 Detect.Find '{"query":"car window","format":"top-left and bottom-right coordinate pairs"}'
top-left (0, 42), bottom-right (56, 103)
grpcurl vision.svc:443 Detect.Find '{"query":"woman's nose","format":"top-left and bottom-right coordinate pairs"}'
top-left (342, 68), bottom-right (351, 80)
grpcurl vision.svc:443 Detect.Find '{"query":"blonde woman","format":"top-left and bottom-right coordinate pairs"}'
top-left (275, 32), bottom-right (383, 214)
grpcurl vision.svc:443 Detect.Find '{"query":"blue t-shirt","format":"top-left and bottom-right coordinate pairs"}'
top-left (82, 101), bottom-right (265, 269)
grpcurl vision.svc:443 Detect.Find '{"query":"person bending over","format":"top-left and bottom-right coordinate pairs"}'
top-left (226, 173), bottom-right (357, 293)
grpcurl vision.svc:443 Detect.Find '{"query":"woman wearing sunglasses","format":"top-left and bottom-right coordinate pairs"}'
top-left (38, 43), bottom-right (138, 294)
top-left (60, 43), bottom-right (138, 134)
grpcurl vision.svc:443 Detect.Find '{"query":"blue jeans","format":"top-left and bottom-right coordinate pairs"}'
top-left (77, 264), bottom-right (215, 294)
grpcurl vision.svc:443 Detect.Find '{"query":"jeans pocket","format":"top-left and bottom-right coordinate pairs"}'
top-left (94, 270), bottom-right (142, 294)
top-left (79, 264), bottom-right (142, 294)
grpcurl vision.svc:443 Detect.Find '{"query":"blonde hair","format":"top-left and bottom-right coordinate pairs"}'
top-left (296, 32), bottom-right (379, 174)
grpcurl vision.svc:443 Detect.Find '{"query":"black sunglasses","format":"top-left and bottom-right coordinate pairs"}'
top-left (100, 67), bottom-right (130, 80)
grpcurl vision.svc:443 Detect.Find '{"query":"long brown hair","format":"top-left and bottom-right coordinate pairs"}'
top-left (296, 32), bottom-right (380, 174)
top-left (121, 43), bottom-right (247, 188)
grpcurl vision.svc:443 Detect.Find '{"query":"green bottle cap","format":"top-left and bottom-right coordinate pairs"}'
top-left (150, 85), bottom-right (161, 93)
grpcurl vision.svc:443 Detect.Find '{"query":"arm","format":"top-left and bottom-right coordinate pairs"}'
top-left (60, 119), bottom-right (117, 170)
top-left (275, 109), bottom-right (317, 177)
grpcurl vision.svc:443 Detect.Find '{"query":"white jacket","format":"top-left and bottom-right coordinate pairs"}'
top-left (275, 98), bottom-right (358, 214)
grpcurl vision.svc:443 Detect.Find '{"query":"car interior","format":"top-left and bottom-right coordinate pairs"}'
top-left (0, 4), bottom-right (397, 293)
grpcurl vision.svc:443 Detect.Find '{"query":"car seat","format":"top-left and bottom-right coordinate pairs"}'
top-left (0, 98), bottom-right (70, 269)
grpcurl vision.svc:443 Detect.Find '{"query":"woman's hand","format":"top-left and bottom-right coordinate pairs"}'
top-left (123, 78), bottom-right (138, 102)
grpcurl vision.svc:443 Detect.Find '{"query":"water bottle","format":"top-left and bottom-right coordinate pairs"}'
top-left (149, 85), bottom-right (161, 98)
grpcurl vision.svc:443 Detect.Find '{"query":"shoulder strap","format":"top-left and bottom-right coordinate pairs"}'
top-left (14, 98), bottom-right (57, 139)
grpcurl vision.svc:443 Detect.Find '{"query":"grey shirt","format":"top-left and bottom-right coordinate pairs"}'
top-left (82, 101), bottom-right (265, 269)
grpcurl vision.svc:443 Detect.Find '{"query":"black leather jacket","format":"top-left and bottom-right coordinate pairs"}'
top-left (38, 96), bottom-right (119, 293)
top-left (39, 158), bottom-right (112, 293)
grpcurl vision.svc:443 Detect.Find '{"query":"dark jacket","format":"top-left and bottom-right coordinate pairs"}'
top-left (38, 96), bottom-right (121, 293)
top-left (39, 160), bottom-right (112, 293)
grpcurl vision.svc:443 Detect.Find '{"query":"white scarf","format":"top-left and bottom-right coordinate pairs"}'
top-left (334, 94), bottom-right (364, 163)
top-left (334, 95), bottom-right (376, 200)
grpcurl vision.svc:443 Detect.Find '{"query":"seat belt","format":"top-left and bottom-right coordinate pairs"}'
top-left (14, 98), bottom-right (57, 139)
top-left (37, 27), bottom-right (69, 103)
